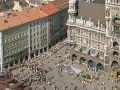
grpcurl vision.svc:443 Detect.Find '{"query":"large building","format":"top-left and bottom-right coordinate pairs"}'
top-left (41, 0), bottom-right (69, 47)
top-left (0, 5), bottom-right (58, 70)
top-left (41, 3), bottom-right (60, 47)
top-left (51, 0), bottom-right (69, 41)
top-left (66, 0), bottom-right (120, 72)
top-left (0, 0), bottom-right (69, 71)
top-left (0, 7), bottom-right (49, 69)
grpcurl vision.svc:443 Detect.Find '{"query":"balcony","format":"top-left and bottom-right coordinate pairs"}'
top-left (67, 18), bottom-right (106, 34)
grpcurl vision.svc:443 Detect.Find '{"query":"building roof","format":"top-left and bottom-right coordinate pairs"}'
top-left (81, 0), bottom-right (105, 4)
top-left (0, 77), bottom-right (32, 90)
top-left (51, 0), bottom-right (69, 10)
top-left (77, 1), bottom-right (105, 23)
top-left (0, 83), bottom-right (5, 90)
top-left (40, 2), bottom-right (59, 15)
top-left (28, 0), bottom-right (43, 5)
top-left (92, 0), bottom-right (105, 4)
top-left (0, 6), bottom-right (48, 31)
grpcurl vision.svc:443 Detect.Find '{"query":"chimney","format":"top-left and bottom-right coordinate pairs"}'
top-left (3, 18), bottom-right (8, 23)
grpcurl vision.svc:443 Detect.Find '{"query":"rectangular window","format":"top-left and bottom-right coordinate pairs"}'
top-left (34, 39), bottom-right (36, 43)
top-left (34, 45), bottom-right (36, 49)
top-left (34, 34), bottom-right (35, 37)
top-left (37, 38), bottom-right (39, 42)
top-left (37, 32), bottom-right (39, 36)
top-left (37, 44), bottom-right (39, 48)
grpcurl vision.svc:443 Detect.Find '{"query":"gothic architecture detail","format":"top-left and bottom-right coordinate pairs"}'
top-left (66, 0), bottom-right (120, 71)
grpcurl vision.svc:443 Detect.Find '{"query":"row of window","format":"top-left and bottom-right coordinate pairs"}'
top-left (4, 43), bottom-right (28, 56)
top-left (4, 49), bottom-right (28, 62)
top-left (4, 38), bottom-right (28, 49)
top-left (75, 29), bottom-right (106, 43)
top-left (4, 31), bottom-right (27, 43)
top-left (3, 25), bottom-right (28, 37)
top-left (32, 39), bottom-right (47, 50)
top-left (74, 36), bottom-right (104, 50)
top-left (30, 18), bottom-right (47, 27)
top-left (30, 24), bottom-right (47, 33)
top-left (32, 30), bottom-right (47, 38)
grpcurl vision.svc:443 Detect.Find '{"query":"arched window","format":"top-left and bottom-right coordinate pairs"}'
top-left (113, 51), bottom-right (119, 56)
top-left (111, 61), bottom-right (118, 67)
top-left (113, 41), bottom-right (119, 47)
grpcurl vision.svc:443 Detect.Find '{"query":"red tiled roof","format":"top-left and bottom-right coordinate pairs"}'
top-left (0, 2), bottom-right (60, 31)
top-left (0, 83), bottom-right (5, 90)
top-left (0, 7), bottom-right (48, 31)
top-left (40, 3), bottom-right (59, 16)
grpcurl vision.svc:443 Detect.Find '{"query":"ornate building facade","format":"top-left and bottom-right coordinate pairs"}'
top-left (66, 0), bottom-right (120, 72)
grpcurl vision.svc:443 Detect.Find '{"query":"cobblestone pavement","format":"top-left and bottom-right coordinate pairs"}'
top-left (9, 42), bottom-right (120, 90)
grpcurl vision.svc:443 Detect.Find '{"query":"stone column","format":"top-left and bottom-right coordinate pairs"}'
top-left (43, 48), bottom-right (44, 53)
top-left (13, 61), bottom-right (16, 66)
top-left (34, 52), bottom-right (36, 58)
top-left (23, 57), bottom-right (25, 63)
top-left (18, 59), bottom-right (21, 64)
top-left (38, 50), bottom-right (40, 56)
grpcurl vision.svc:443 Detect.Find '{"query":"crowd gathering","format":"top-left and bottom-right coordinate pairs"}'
top-left (1, 41), bottom-right (119, 90)
top-left (6, 56), bottom-right (47, 86)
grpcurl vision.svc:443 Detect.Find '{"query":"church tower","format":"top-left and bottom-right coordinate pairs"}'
top-left (68, 0), bottom-right (77, 23)
top-left (66, 0), bottom-right (77, 46)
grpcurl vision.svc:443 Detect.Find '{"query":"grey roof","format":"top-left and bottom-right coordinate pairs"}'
top-left (92, 0), bottom-right (105, 4)
top-left (77, 1), bottom-right (105, 23)
top-left (80, 0), bottom-right (105, 4)
top-left (29, 0), bottom-right (43, 4)
top-left (51, 0), bottom-right (69, 10)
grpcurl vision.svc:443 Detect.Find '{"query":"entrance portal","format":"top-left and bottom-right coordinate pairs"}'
top-left (96, 63), bottom-right (104, 70)
top-left (113, 51), bottom-right (119, 56)
top-left (88, 60), bottom-right (96, 67)
top-left (111, 61), bottom-right (118, 67)
top-left (72, 54), bottom-right (77, 61)
top-left (79, 57), bottom-right (86, 64)
top-left (113, 41), bottom-right (119, 47)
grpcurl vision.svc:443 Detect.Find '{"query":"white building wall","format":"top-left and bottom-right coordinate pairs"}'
top-left (0, 32), bottom-right (3, 71)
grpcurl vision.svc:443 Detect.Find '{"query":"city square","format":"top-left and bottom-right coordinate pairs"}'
top-left (0, 0), bottom-right (120, 90)
top-left (4, 41), bottom-right (120, 90)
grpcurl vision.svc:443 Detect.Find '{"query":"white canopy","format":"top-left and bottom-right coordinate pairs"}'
top-left (69, 0), bottom-right (77, 4)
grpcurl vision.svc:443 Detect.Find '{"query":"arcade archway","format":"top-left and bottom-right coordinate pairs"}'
top-left (10, 62), bottom-right (13, 67)
top-left (15, 60), bottom-right (18, 64)
top-left (88, 60), bottom-right (96, 67)
top-left (72, 54), bottom-right (77, 61)
top-left (113, 41), bottom-right (119, 47)
top-left (96, 63), bottom-right (104, 70)
top-left (79, 57), bottom-right (86, 64)
top-left (35, 51), bottom-right (38, 56)
top-left (113, 51), bottom-right (119, 56)
top-left (111, 61), bottom-right (118, 67)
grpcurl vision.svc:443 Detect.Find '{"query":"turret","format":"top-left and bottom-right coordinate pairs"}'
top-left (68, 0), bottom-right (77, 23)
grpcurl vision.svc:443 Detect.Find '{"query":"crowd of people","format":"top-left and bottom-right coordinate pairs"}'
top-left (6, 57), bottom-right (48, 86)
top-left (2, 40), bottom-right (120, 90)
top-left (49, 41), bottom-right (66, 53)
